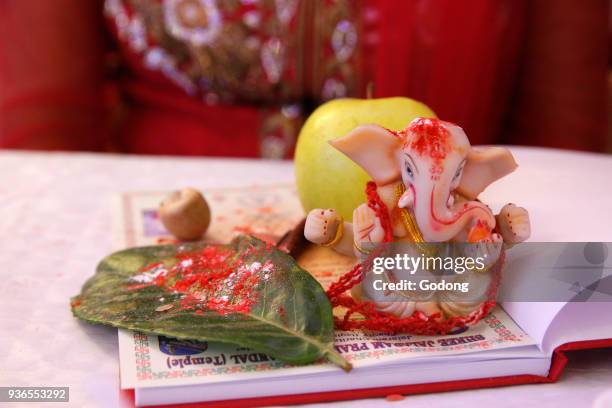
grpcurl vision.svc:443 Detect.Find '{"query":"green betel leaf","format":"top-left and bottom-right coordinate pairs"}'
top-left (71, 235), bottom-right (350, 371)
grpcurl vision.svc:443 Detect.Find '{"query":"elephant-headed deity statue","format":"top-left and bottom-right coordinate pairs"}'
top-left (304, 117), bottom-right (530, 322)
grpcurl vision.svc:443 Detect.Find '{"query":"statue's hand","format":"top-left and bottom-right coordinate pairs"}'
top-left (304, 209), bottom-right (342, 245)
top-left (353, 204), bottom-right (385, 245)
top-left (496, 203), bottom-right (530, 244)
top-left (465, 231), bottom-right (503, 270)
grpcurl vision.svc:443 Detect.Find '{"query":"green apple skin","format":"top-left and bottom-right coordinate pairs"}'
top-left (294, 97), bottom-right (436, 221)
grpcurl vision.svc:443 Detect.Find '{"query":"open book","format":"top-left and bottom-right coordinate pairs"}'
top-left (112, 185), bottom-right (612, 407)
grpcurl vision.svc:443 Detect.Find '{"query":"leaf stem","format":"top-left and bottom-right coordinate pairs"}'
top-left (325, 349), bottom-right (352, 372)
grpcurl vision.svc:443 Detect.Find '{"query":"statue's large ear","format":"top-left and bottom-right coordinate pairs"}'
top-left (457, 146), bottom-right (518, 199)
top-left (330, 124), bottom-right (403, 185)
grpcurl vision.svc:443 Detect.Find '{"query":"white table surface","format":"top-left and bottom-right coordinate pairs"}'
top-left (1, 147), bottom-right (612, 408)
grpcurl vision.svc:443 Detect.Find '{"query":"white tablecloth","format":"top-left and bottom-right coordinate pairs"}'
top-left (1, 148), bottom-right (611, 408)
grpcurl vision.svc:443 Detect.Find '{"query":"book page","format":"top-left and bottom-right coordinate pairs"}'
top-left (500, 242), bottom-right (612, 348)
top-left (500, 302), bottom-right (566, 347)
top-left (541, 302), bottom-right (612, 353)
top-left (113, 186), bottom-right (536, 390)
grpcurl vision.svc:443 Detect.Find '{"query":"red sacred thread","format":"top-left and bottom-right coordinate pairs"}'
top-left (325, 182), bottom-right (392, 304)
top-left (325, 181), bottom-right (502, 335)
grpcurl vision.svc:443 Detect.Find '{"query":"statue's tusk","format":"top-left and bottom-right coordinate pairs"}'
top-left (398, 189), bottom-right (413, 209)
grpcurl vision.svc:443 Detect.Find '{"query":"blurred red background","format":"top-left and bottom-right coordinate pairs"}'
top-left (0, 0), bottom-right (609, 157)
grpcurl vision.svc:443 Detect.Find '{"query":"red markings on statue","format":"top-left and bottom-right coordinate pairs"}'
top-left (406, 118), bottom-right (451, 160)
top-left (467, 220), bottom-right (492, 243)
top-left (133, 244), bottom-right (270, 316)
top-left (402, 118), bottom-right (451, 181)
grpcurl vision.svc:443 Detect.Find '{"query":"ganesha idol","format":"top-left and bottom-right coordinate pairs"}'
top-left (304, 117), bottom-right (531, 321)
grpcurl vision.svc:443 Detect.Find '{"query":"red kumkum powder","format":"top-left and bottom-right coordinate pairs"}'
top-left (402, 118), bottom-right (451, 181)
top-left (136, 244), bottom-right (269, 316)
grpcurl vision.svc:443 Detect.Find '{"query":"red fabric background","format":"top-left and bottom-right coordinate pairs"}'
top-left (0, 0), bottom-right (607, 154)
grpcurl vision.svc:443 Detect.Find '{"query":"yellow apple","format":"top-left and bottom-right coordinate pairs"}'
top-left (294, 97), bottom-right (436, 221)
